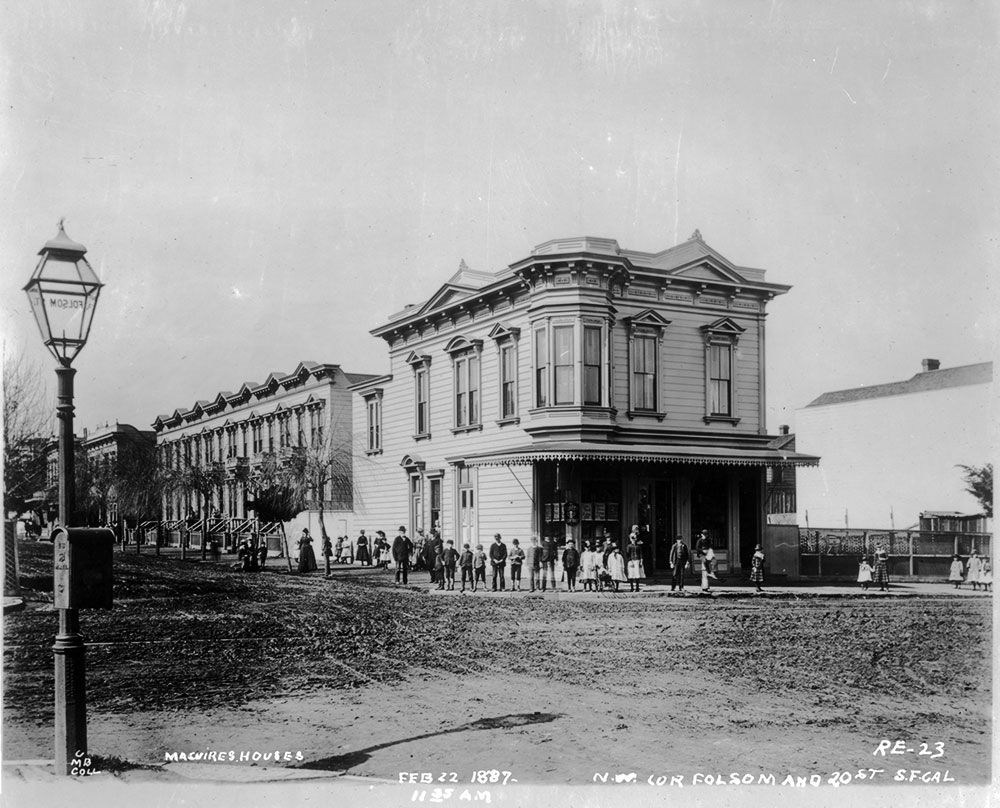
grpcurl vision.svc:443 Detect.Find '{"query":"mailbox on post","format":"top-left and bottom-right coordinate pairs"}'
top-left (52, 528), bottom-right (114, 610)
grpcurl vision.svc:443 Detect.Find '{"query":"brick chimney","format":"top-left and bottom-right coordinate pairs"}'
top-left (779, 424), bottom-right (790, 435)
top-left (921, 358), bottom-right (941, 372)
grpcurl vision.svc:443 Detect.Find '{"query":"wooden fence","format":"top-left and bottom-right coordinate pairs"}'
top-left (799, 528), bottom-right (992, 578)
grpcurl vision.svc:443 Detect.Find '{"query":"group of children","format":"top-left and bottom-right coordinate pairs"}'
top-left (423, 536), bottom-right (639, 593)
top-left (948, 551), bottom-right (992, 591)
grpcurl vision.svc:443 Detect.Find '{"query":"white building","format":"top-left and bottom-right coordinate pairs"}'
top-left (795, 359), bottom-right (992, 529)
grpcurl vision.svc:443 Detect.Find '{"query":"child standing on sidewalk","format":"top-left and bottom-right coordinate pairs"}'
top-left (473, 544), bottom-right (488, 592)
top-left (948, 554), bottom-right (965, 589)
top-left (509, 539), bottom-right (525, 591)
top-left (441, 539), bottom-right (459, 590)
top-left (458, 544), bottom-right (474, 591)
top-left (857, 557), bottom-right (873, 591)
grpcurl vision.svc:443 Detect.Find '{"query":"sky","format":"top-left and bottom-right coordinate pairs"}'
top-left (1, 0), bottom-right (997, 439)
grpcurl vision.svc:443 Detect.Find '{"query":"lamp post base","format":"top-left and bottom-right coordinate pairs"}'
top-left (53, 609), bottom-right (87, 775)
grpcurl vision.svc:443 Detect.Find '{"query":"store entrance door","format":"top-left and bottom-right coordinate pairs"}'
top-left (646, 479), bottom-right (674, 571)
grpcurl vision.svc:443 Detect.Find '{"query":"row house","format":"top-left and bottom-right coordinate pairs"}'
top-left (352, 233), bottom-right (819, 574)
top-left (152, 362), bottom-right (378, 530)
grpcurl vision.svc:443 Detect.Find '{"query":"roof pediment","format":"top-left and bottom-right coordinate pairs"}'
top-left (672, 257), bottom-right (746, 285)
top-left (488, 323), bottom-right (521, 341)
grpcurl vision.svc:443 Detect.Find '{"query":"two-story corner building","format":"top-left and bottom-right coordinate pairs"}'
top-left (42, 422), bottom-right (156, 528)
top-left (152, 362), bottom-right (379, 536)
top-left (351, 233), bottom-right (818, 575)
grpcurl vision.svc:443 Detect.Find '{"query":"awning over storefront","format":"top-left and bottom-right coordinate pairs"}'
top-left (449, 441), bottom-right (820, 468)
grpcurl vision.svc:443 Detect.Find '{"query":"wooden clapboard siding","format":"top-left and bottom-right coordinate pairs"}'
top-left (608, 300), bottom-right (762, 434)
top-left (474, 464), bottom-right (536, 540)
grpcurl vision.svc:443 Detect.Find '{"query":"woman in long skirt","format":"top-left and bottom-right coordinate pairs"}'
top-left (966, 551), bottom-right (983, 591)
top-left (605, 544), bottom-right (627, 592)
top-left (701, 547), bottom-right (717, 592)
top-left (749, 544), bottom-right (765, 592)
top-left (356, 531), bottom-right (372, 566)
top-left (297, 529), bottom-right (318, 573)
top-left (625, 528), bottom-right (645, 592)
top-left (873, 547), bottom-right (890, 591)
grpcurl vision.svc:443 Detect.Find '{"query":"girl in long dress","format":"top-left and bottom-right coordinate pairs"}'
top-left (857, 558), bottom-right (873, 590)
top-left (948, 555), bottom-right (965, 589)
top-left (625, 528), bottom-right (645, 592)
top-left (297, 529), bottom-right (318, 573)
top-left (979, 559), bottom-right (992, 591)
top-left (605, 544), bottom-right (627, 592)
top-left (580, 542), bottom-right (597, 592)
top-left (749, 545), bottom-right (765, 592)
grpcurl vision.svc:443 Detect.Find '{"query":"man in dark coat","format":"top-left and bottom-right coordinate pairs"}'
top-left (669, 535), bottom-right (691, 591)
top-left (392, 525), bottom-right (414, 585)
top-left (562, 541), bottom-right (580, 592)
top-left (427, 530), bottom-right (444, 584)
top-left (489, 533), bottom-right (508, 591)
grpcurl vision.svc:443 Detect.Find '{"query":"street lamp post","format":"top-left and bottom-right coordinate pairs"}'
top-left (23, 220), bottom-right (103, 775)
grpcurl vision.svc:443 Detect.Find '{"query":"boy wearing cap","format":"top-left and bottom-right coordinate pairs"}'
top-left (508, 538), bottom-right (525, 591)
top-left (473, 544), bottom-right (488, 591)
top-left (441, 539), bottom-right (459, 590)
top-left (459, 543), bottom-right (474, 591)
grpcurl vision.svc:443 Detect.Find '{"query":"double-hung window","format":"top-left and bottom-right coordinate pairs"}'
top-left (632, 335), bottom-right (657, 411)
top-left (443, 337), bottom-right (483, 432)
top-left (534, 327), bottom-right (548, 408)
top-left (708, 344), bottom-right (732, 416)
top-left (500, 344), bottom-right (517, 418)
top-left (700, 317), bottom-right (745, 424)
top-left (553, 326), bottom-right (574, 405)
top-left (583, 325), bottom-right (602, 405)
top-left (365, 391), bottom-right (383, 453)
top-left (407, 352), bottom-right (433, 439)
top-left (416, 368), bottom-right (429, 434)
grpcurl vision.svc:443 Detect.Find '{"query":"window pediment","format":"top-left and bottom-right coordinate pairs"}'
top-left (405, 351), bottom-right (432, 368)
top-left (626, 308), bottom-right (671, 331)
top-left (701, 316), bottom-right (745, 343)
top-left (487, 323), bottom-right (521, 342)
top-left (443, 335), bottom-right (484, 356)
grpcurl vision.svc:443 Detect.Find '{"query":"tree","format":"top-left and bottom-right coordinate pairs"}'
top-left (116, 441), bottom-right (170, 550)
top-left (3, 350), bottom-right (50, 519)
top-left (281, 425), bottom-right (354, 544)
top-left (248, 452), bottom-right (302, 572)
top-left (172, 462), bottom-right (226, 559)
top-left (957, 463), bottom-right (993, 518)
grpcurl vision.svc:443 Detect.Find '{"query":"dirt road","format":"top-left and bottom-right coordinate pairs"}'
top-left (3, 547), bottom-right (991, 785)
